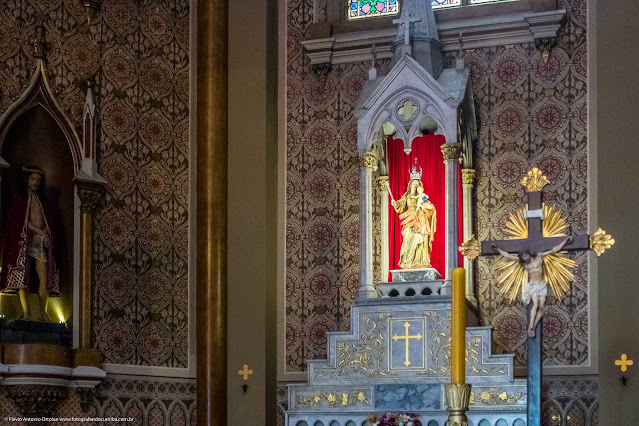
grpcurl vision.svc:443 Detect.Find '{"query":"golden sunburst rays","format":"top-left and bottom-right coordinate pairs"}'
top-left (496, 204), bottom-right (575, 303)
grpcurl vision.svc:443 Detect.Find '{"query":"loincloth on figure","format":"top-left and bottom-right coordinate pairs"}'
top-left (28, 236), bottom-right (48, 263)
top-left (522, 280), bottom-right (547, 305)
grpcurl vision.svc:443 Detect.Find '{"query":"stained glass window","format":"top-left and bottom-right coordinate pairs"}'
top-left (347, 0), bottom-right (400, 20)
top-left (431, 0), bottom-right (461, 8)
top-left (347, 0), bottom-right (515, 20)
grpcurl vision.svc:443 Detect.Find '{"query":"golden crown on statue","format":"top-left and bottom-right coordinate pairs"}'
top-left (409, 158), bottom-right (422, 180)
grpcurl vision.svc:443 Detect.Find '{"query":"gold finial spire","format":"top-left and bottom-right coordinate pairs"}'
top-left (33, 25), bottom-right (46, 59)
top-left (521, 168), bottom-right (550, 192)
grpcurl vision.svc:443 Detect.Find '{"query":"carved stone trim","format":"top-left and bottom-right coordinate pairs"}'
top-left (76, 387), bottom-right (97, 413)
top-left (302, 8), bottom-right (566, 66)
top-left (8, 385), bottom-right (68, 420)
top-left (461, 169), bottom-right (476, 185)
top-left (535, 36), bottom-right (557, 64)
top-left (440, 143), bottom-right (461, 162)
top-left (358, 152), bottom-right (378, 171)
top-left (77, 185), bottom-right (102, 213)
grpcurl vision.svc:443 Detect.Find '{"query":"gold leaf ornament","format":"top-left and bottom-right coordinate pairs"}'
top-left (590, 228), bottom-right (615, 257)
top-left (459, 235), bottom-right (481, 260)
top-left (520, 167), bottom-right (550, 192)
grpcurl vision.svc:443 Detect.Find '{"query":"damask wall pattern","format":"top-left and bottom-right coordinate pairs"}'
top-left (286, 0), bottom-right (589, 371)
top-left (286, 0), bottom-right (392, 371)
top-left (0, 0), bottom-right (190, 367)
top-left (464, 0), bottom-right (589, 367)
top-left (0, 378), bottom-right (196, 425)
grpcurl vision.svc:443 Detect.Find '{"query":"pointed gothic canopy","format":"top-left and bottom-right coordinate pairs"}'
top-left (391, 0), bottom-right (443, 78)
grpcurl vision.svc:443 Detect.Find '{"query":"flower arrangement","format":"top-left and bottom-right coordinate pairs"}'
top-left (367, 413), bottom-right (422, 426)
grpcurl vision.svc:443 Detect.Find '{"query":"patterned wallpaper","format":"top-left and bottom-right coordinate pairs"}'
top-left (0, 0), bottom-right (190, 367)
top-left (286, 0), bottom-right (589, 371)
top-left (286, 0), bottom-right (392, 371)
top-left (465, 0), bottom-right (589, 367)
top-left (0, 378), bottom-right (196, 425)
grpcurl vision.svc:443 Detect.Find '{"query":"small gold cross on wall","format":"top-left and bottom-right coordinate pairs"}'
top-left (238, 364), bottom-right (254, 381)
top-left (615, 354), bottom-right (634, 372)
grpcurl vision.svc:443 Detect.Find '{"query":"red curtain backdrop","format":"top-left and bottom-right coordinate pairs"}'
top-left (387, 135), bottom-right (463, 280)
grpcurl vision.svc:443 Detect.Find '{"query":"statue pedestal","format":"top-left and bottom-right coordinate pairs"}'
top-left (1, 320), bottom-right (71, 346)
top-left (390, 267), bottom-right (442, 282)
top-left (0, 319), bottom-right (105, 422)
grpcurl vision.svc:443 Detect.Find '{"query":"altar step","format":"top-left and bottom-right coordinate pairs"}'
top-left (306, 296), bottom-right (516, 386)
top-left (286, 295), bottom-right (528, 425)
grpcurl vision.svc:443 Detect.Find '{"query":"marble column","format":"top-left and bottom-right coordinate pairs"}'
top-left (461, 169), bottom-right (478, 306)
top-left (376, 176), bottom-right (389, 283)
top-left (196, 0), bottom-right (228, 424)
top-left (440, 143), bottom-right (461, 294)
top-left (358, 152), bottom-right (377, 299)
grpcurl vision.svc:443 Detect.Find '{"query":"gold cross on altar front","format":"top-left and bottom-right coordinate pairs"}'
top-left (392, 322), bottom-right (422, 367)
top-left (615, 354), bottom-right (634, 372)
top-left (238, 364), bottom-right (253, 380)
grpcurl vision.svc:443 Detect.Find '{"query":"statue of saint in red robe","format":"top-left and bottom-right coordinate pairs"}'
top-left (1, 166), bottom-right (60, 321)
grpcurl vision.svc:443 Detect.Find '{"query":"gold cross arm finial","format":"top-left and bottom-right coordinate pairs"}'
top-left (521, 168), bottom-right (550, 192)
top-left (238, 364), bottom-right (254, 381)
top-left (590, 228), bottom-right (615, 257)
top-left (615, 354), bottom-right (634, 372)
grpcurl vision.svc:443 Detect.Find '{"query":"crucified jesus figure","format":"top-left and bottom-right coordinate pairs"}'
top-left (493, 236), bottom-right (572, 337)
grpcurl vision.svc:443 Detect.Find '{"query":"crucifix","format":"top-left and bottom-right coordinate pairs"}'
top-left (460, 168), bottom-right (615, 426)
top-left (392, 12), bottom-right (422, 53)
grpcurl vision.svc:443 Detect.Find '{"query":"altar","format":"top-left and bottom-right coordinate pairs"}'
top-left (286, 0), bottom-right (525, 424)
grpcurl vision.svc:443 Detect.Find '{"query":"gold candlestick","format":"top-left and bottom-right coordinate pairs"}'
top-left (446, 267), bottom-right (471, 426)
top-left (451, 268), bottom-right (466, 384)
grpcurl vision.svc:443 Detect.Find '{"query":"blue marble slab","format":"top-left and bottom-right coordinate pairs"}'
top-left (374, 384), bottom-right (440, 411)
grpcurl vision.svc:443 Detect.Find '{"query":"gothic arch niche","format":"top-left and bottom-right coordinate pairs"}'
top-left (0, 105), bottom-right (75, 323)
top-left (0, 56), bottom-right (105, 352)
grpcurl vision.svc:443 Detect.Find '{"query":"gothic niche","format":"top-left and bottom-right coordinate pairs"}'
top-left (0, 38), bottom-right (106, 416)
top-left (0, 105), bottom-right (75, 324)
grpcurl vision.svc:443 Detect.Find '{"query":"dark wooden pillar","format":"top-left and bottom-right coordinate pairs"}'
top-left (196, 0), bottom-right (228, 424)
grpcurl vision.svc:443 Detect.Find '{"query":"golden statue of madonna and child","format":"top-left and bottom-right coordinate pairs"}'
top-left (386, 159), bottom-right (437, 270)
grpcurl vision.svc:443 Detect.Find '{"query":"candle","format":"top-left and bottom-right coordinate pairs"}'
top-left (451, 267), bottom-right (466, 384)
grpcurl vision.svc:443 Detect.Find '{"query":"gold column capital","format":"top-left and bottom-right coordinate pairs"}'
top-left (376, 176), bottom-right (389, 192)
top-left (440, 143), bottom-right (462, 162)
top-left (461, 169), bottom-right (476, 186)
top-left (359, 152), bottom-right (378, 171)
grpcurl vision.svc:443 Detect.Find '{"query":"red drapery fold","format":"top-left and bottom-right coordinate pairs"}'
top-left (387, 135), bottom-right (463, 280)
